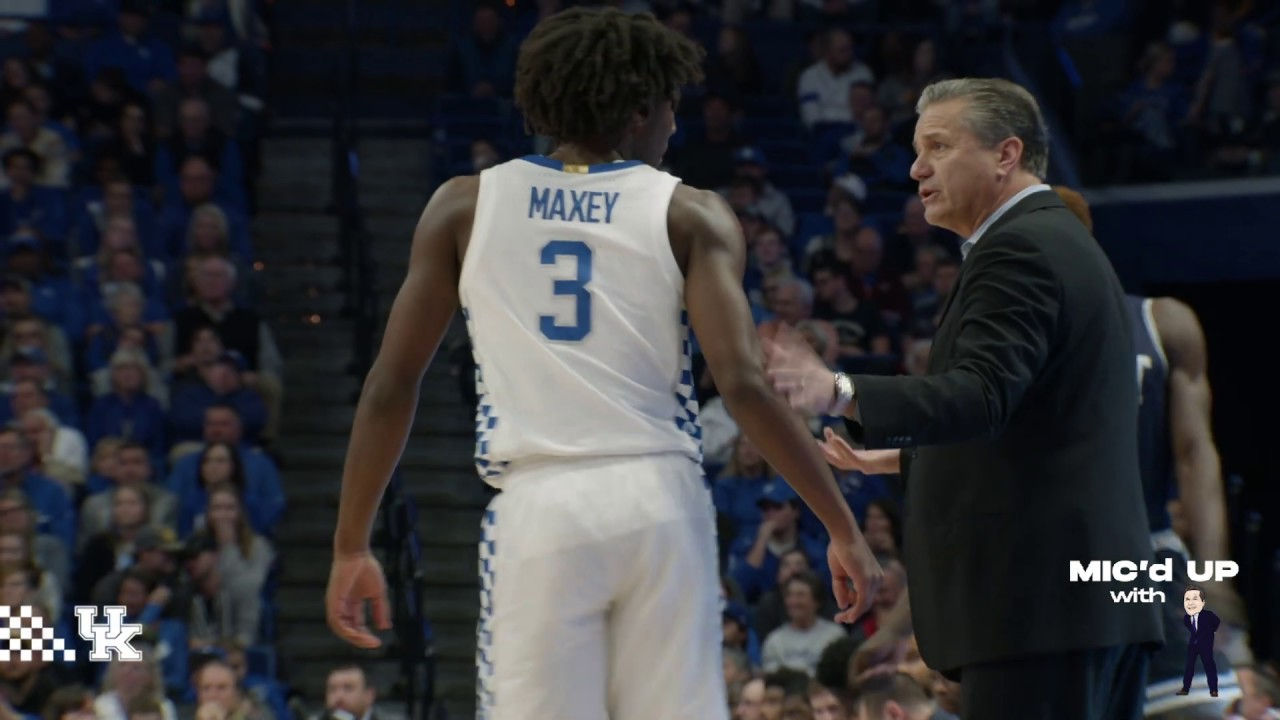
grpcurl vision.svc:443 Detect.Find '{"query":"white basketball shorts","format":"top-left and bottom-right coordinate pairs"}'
top-left (476, 452), bottom-right (728, 720)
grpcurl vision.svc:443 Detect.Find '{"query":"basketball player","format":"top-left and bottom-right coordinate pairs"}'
top-left (324, 8), bottom-right (882, 720)
top-left (1050, 186), bottom-right (1258, 717)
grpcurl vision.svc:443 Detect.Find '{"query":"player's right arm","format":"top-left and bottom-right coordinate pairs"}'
top-left (672, 186), bottom-right (882, 621)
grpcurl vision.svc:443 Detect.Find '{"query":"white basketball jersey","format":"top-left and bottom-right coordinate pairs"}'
top-left (458, 155), bottom-right (702, 487)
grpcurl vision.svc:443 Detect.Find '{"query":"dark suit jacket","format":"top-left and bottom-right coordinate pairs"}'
top-left (1184, 610), bottom-right (1219, 651)
top-left (846, 190), bottom-right (1163, 676)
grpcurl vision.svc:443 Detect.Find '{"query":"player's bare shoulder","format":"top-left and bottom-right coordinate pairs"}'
top-left (414, 175), bottom-right (481, 264)
top-left (667, 183), bottom-right (744, 275)
top-left (1150, 296), bottom-right (1206, 367)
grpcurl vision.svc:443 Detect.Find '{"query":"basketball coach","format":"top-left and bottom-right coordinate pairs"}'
top-left (764, 78), bottom-right (1164, 719)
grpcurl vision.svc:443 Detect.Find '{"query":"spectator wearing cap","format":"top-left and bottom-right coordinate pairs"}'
top-left (1, 345), bottom-right (78, 426)
top-left (19, 407), bottom-right (88, 489)
top-left (172, 256), bottom-right (282, 438)
top-left (80, 442), bottom-right (177, 541)
top-left (167, 406), bottom-right (284, 535)
top-left (0, 149), bottom-right (68, 250)
top-left (88, 350), bottom-right (168, 458)
top-left (108, 579), bottom-right (191, 697)
top-left (83, 0), bottom-right (178, 95)
top-left (761, 571), bottom-right (848, 676)
top-left (671, 92), bottom-right (746, 191)
top-left (90, 524), bottom-right (194, 623)
top-left (722, 147), bottom-right (796, 237)
top-left (724, 604), bottom-right (754, 660)
top-left (0, 100), bottom-right (70, 190)
top-left (797, 29), bottom-right (875, 131)
top-left (153, 46), bottom-right (238, 140)
top-left (729, 480), bottom-right (827, 602)
top-left (169, 350), bottom-right (266, 446)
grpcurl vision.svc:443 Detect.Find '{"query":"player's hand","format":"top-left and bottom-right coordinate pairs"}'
top-left (326, 551), bottom-right (393, 649)
top-left (827, 537), bottom-right (883, 624)
top-left (819, 428), bottom-right (901, 474)
top-left (763, 324), bottom-right (837, 416)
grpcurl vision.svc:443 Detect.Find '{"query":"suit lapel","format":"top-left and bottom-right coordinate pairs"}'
top-left (934, 191), bottom-right (1063, 329)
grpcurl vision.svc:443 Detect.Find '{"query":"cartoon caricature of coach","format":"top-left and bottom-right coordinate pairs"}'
top-left (1176, 584), bottom-right (1220, 697)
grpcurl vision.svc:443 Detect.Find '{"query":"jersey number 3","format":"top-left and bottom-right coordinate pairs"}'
top-left (539, 240), bottom-right (593, 342)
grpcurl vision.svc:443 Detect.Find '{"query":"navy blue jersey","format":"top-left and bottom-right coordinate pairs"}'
top-left (1128, 295), bottom-right (1175, 533)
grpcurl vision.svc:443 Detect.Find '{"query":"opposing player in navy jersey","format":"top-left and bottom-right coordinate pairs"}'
top-left (323, 8), bottom-right (881, 720)
top-left (1053, 186), bottom-right (1258, 716)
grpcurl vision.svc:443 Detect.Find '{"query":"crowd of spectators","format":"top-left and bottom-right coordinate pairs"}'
top-left (0, 0), bottom-right (292, 718)
top-left (441, 0), bottom-right (1280, 718)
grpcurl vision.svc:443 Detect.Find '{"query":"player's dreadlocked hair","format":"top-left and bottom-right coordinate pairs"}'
top-left (514, 7), bottom-right (705, 143)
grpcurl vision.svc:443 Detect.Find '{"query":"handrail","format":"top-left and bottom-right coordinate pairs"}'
top-left (331, 1), bottom-right (434, 717)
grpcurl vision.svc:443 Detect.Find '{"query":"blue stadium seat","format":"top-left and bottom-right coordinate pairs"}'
top-left (740, 95), bottom-right (800, 119)
top-left (743, 117), bottom-right (803, 142)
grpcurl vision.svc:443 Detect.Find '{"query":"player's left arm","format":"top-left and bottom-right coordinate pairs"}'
top-left (332, 177), bottom-right (473, 556)
top-left (1155, 297), bottom-right (1227, 565)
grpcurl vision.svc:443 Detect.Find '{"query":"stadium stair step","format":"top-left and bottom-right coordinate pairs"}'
top-left (255, 119), bottom-right (482, 715)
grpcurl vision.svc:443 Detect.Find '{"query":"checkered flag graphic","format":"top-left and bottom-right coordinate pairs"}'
top-left (0, 605), bottom-right (75, 662)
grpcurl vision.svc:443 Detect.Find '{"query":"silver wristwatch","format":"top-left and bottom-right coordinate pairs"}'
top-left (829, 373), bottom-right (855, 416)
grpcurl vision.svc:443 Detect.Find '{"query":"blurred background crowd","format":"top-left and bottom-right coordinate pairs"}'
top-left (3, 0), bottom-right (1278, 717)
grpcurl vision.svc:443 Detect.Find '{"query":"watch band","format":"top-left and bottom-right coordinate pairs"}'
top-left (829, 373), bottom-right (854, 416)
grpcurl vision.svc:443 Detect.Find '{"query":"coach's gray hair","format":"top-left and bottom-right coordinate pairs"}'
top-left (917, 78), bottom-right (1050, 179)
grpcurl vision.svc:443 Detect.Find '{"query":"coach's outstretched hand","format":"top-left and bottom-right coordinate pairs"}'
top-left (326, 551), bottom-right (393, 648)
top-left (828, 537), bottom-right (882, 624)
top-left (819, 428), bottom-right (901, 475)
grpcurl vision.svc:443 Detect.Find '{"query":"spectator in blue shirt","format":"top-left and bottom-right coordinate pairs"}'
top-left (447, 3), bottom-right (518, 99)
top-left (712, 433), bottom-right (775, 547)
top-left (729, 480), bottom-right (827, 603)
top-left (83, 0), bottom-right (178, 95)
top-left (87, 349), bottom-right (167, 459)
top-left (168, 351), bottom-right (266, 446)
top-left (0, 426), bottom-right (73, 549)
top-left (158, 156), bottom-right (250, 263)
top-left (167, 405), bottom-right (283, 536)
top-left (0, 148), bottom-right (68, 251)
top-left (76, 177), bottom-right (161, 259)
top-left (1, 347), bottom-right (78, 427)
top-left (4, 243), bottom-right (84, 340)
top-left (153, 98), bottom-right (246, 211)
top-left (0, 274), bottom-right (82, 348)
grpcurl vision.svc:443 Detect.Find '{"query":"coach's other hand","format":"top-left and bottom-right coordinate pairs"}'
top-left (763, 324), bottom-right (838, 416)
top-left (828, 536), bottom-right (882, 624)
top-left (326, 551), bottom-right (393, 648)
top-left (819, 428), bottom-right (901, 474)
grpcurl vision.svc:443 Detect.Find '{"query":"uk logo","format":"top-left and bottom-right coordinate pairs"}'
top-left (0, 606), bottom-right (144, 663)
